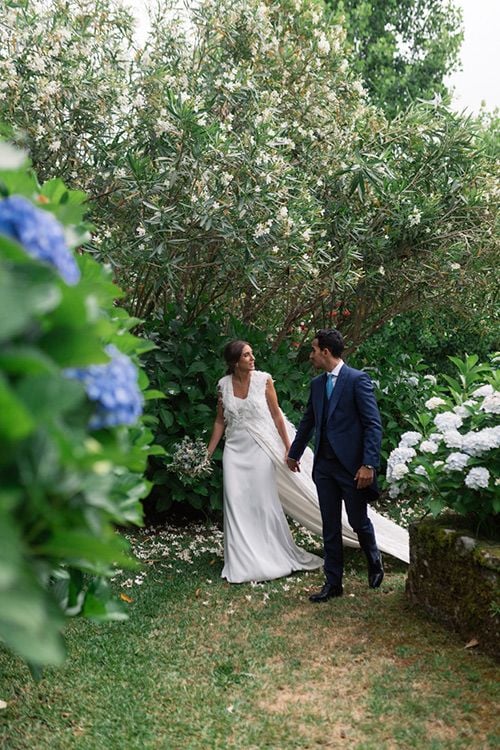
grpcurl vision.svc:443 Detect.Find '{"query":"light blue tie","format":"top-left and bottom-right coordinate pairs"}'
top-left (326, 373), bottom-right (336, 400)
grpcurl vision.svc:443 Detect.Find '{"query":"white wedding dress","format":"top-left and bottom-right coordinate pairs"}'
top-left (219, 370), bottom-right (409, 584)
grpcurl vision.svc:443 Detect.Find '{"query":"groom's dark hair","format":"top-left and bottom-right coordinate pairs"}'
top-left (316, 329), bottom-right (344, 357)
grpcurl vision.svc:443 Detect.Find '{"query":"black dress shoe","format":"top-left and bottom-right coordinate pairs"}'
top-left (368, 557), bottom-right (384, 589)
top-left (309, 582), bottom-right (343, 602)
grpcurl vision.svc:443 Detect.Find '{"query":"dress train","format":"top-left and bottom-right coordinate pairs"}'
top-left (247, 415), bottom-right (410, 564)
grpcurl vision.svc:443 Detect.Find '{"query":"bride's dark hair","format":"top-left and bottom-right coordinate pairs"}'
top-left (224, 340), bottom-right (250, 374)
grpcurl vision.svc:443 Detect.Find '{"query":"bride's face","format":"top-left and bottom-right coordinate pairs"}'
top-left (237, 345), bottom-right (255, 372)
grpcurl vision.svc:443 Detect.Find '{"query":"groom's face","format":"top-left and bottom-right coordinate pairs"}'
top-left (309, 338), bottom-right (330, 370)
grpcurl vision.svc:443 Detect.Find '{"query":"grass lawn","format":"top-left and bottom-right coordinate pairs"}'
top-left (0, 522), bottom-right (498, 750)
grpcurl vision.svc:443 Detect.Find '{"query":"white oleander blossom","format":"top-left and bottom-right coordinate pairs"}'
top-left (464, 467), bottom-right (490, 490)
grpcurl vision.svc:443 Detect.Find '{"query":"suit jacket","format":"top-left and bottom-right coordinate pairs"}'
top-left (288, 364), bottom-right (382, 487)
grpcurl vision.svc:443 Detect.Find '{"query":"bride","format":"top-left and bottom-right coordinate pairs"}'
top-left (207, 340), bottom-right (409, 584)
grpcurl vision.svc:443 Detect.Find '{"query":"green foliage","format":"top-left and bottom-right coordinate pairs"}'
top-left (386, 355), bottom-right (500, 521)
top-left (0, 148), bottom-right (162, 670)
top-left (354, 309), bottom-right (500, 379)
top-left (327, 0), bottom-right (463, 116)
top-left (142, 310), bottom-right (311, 514)
top-left (1, 0), bottom-right (497, 352)
top-left (351, 350), bottom-right (439, 471)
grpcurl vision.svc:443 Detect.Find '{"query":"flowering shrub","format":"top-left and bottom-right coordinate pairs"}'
top-left (1, 0), bottom-right (496, 350)
top-left (0, 144), bottom-right (163, 671)
top-left (386, 355), bottom-right (500, 521)
top-left (0, 194), bottom-right (81, 284)
top-left (168, 437), bottom-right (213, 482)
top-left (65, 344), bottom-right (143, 428)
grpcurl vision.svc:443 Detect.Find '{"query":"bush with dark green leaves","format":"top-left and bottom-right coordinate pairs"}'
top-left (0, 145), bottom-right (163, 672)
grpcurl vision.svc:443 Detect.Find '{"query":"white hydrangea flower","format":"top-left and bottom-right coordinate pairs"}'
top-left (453, 401), bottom-right (475, 418)
top-left (414, 465), bottom-right (429, 477)
top-left (390, 446), bottom-right (417, 463)
top-left (425, 397), bottom-right (447, 409)
top-left (462, 426), bottom-right (500, 456)
top-left (420, 440), bottom-right (439, 453)
top-left (464, 467), bottom-right (490, 490)
top-left (471, 384), bottom-right (494, 399)
top-left (429, 432), bottom-right (443, 444)
top-left (434, 412), bottom-right (463, 432)
top-left (391, 463), bottom-right (410, 480)
top-left (399, 431), bottom-right (422, 447)
top-left (433, 461), bottom-right (445, 468)
top-left (388, 485), bottom-right (401, 498)
top-left (442, 430), bottom-right (463, 449)
top-left (444, 452), bottom-right (470, 472)
top-left (480, 392), bottom-right (500, 414)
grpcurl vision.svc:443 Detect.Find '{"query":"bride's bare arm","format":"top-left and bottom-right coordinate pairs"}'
top-left (207, 393), bottom-right (225, 457)
top-left (265, 378), bottom-right (291, 456)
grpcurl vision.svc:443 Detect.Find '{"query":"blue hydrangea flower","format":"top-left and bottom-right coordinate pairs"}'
top-left (65, 345), bottom-right (143, 429)
top-left (0, 195), bottom-right (80, 285)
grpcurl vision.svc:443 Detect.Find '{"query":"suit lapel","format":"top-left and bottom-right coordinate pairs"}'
top-left (313, 373), bottom-right (327, 420)
top-left (327, 365), bottom-right (347, 419)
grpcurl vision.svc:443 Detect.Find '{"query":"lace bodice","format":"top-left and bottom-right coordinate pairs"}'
top-left (218, 370), bottom-right (275, 438)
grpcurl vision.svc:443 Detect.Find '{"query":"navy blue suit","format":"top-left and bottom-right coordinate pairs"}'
top-left (288, 364), bottom-right (383, 587)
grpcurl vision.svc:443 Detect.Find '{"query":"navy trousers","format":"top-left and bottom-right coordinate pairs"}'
top-left (313, 441), bottom-right (380, 587)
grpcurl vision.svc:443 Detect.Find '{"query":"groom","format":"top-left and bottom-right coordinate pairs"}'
top-left (286, 329), bottom-right (384, 602)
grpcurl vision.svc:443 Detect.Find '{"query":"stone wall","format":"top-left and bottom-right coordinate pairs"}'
top-left (406, 516), bottom-right (499, 660)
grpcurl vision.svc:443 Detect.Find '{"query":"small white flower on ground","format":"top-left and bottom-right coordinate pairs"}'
top-left (425, 397), bottom-right (446, 409)
top-left (444, 452), bottom-right (470, 472)
top-left (136, 226), bottom-right (146, 237)
top-left (420, 440), bottom-right (439, 454)
top-left (464, 467), bottom-right (490, 490)
top-left (408, 208), bottom-right (422, 227)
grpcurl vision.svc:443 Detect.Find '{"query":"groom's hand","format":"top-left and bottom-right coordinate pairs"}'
top-left (286, 456), bottom-right (301, 472)
top-left (355, 466), bottom-right (374, 489)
